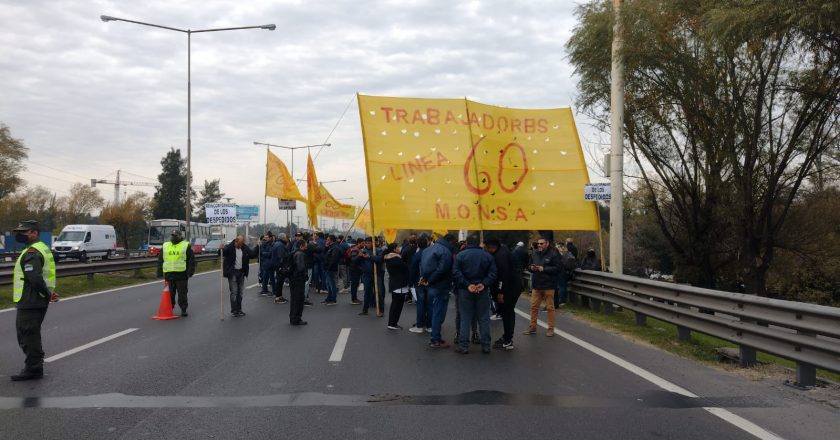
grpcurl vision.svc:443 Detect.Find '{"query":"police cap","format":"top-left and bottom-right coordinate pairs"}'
top-left (13, 220), bottom-right (40, 232)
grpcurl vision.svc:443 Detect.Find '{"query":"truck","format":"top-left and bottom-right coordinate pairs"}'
top-left (51, 224), bottom-right (117, 262)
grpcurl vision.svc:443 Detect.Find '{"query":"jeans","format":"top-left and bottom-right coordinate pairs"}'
top-left (227, 270), bottom-right (245, 312)
top-left (361, 273), bottom-right (385, 312)
top-left (457, 289), bottom-right (491, 350)
top-left (325, 270), bottom-right (338, 302)
top-left (429, 287), bottom-right (450, 343)
top-left (349, 270), bottom-right (361, 301)
top-left (414, 285), bottom-right (431, 328)
top-left (454, 293), bottom-right (478, 336)
top-left (556, 271), bottom-right (569, 306)
top-left (313, 261), bottom-right (325, 291)
top-left (529, 289), bottom-right (556, 331)
top-left (388, 291), bottom-right (406, 327)
top-left (260, 265), bottom-right (275, 293)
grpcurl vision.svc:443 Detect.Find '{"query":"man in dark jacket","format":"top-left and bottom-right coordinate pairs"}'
top-left (10, 220), bottom-right (59, 381)
top-left (353, 237), bottom-right (385, 316)
top-left (383, 243), bottom-right (410, 329)
top-left (156, 230), bottom-right (196, 317)
top-left (258, 233), bottom-right (275, 297)
top-left (565, 238), bottom-right (579, 259)
top-left (223, 235), bottom-right (257, 317)
top-left (408, 235), bottom-right (431, 333)
top-left (452, 235), bottom-right (497, 354)
top-left (484, 236), bottom-right (522, 350)
top-left (347, 239), bottom-right (364, 305)
top-left (272, 233), bottom-right (290, 304)
top-left (420, 233), bottom-right (457, 348)
top-left (523, 237), bottom-right (561, 337)
top-left (289, 240), bottom-right (309, 326)
top-left (581, 248), bottom-right (602, 271)
top-left (323, 234), bottom-right (342, 305)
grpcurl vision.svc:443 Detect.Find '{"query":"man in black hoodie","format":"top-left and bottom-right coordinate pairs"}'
top-left (289, 240), bottom-right (309, 326)
top-left (484, 236), bottom-right (522, 350)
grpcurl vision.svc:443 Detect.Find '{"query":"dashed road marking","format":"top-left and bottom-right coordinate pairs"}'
top-left (329, 328), bottom-right (352, 362)
top-left (46, 328), bottom-right (139, 363)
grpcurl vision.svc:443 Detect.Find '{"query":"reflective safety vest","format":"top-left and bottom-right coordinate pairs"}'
top-left (162, 241), bottom-right (189, 273)
top-left (13, 241), bottom-right (56, 303)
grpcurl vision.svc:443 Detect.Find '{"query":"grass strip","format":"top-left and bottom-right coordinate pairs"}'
top-left (558, 299), bottom-right (840, 384)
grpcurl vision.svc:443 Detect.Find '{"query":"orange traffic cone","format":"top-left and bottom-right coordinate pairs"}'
top-left (152, 281), bottom-right (180, 320)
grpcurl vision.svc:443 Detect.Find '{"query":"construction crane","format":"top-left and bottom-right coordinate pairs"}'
top-left (91, 170), bottom-right (156, 204)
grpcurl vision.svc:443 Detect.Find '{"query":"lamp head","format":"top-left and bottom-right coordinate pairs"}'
top-left (261, 24), bottom-right (276, 31)
top-left (100, 15), bottom-right (117, 22)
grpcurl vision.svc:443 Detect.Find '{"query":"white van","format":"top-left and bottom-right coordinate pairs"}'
top-left (51, 225), bottom-right (117, 262)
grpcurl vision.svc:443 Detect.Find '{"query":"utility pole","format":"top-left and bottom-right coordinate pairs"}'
top-left (609, 0), bottom-right (625, 274)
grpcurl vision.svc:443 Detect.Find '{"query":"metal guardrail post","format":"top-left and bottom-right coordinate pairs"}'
top-left (796, 329), bottom-right (818, 387)
top-left (590, 298), bottom-right (602, 312)
top-left (634, 311), bottom-right (647, 326)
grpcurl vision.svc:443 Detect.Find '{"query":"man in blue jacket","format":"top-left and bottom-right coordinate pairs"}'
top-left (258, 233), bottom-right (275, 297)
top-left (452, 235), bottom-right (497, 354)
top-left (420, 233), bottom-right (457, 348)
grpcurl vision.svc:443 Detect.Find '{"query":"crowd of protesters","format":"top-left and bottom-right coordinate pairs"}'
top-left (224, 229), bottom-right (601, 351)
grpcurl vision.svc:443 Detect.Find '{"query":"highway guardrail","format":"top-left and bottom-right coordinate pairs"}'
top-left (568, 270), bottom-right (840, 388)
top-left (0, 254), bottom-right (220, 286)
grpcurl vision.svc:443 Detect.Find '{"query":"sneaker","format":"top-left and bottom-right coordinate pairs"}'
top-left (259, 291), bottom-right (271, 297)
top-left (522, 328), bottom-right (536, 335)
top-left (291, 320), bottom-right (308, 326)
top-left (408, 326), bottom-right (424, 333)
top-left (320, 300), bottom-right (328, 304)
top-left (547, 328), bottom-right (555, 337)
top-left (303, 301), bottom-right (313, 307)
top-left (429, 340), bottom-right (451, 349)
top-left (359, 310), bottom-right (369, 316)
top-left (274, 297), bottom-right (288, 304)
top-left (424, 327), bottom-right (432, 333)
top-left (10, 369), bottom-right (43, 381)
top-left (502, 341), bottom-right (515, 350)
top-left (490, 314), bottom-right (502, 321)
top-left (387, 325), bottom-right (402, 330)
top-left (351, 300), bottom-right (362, 305)
top-left (325, 301), bottom-right (337, 306)
top-left (455, 347), bottom-right (469, 354)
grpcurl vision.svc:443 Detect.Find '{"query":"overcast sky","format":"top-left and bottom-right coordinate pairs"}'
top-left (0, 0), bottom-right (606, 227)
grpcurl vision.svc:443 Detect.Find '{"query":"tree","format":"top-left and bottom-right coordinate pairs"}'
top-left (152, 148), bottom-right (188, 220)
top-left (59, 183), bottom-right (105, 225)
top-left (0, 186), bottom-right (60, 234)
top-left (568, 0), bottom-right (840, 295)
top-left (0, 122), bottom-right (29, 201)
top-left (194, 179), bottom-right (224, 222)
top-left (100, 193), bottom-right (151, 252)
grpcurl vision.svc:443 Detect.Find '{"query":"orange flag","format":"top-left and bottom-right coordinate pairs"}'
top-left (266, 150), bottom-right (306, 202)
top-left (306, 153), bottom-right (320, 228)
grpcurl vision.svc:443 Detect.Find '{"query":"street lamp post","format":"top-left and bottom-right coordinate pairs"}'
top-left (102, 15), bottom-right (275, 240)
top-left (252, 141), bottom-right (331, 231)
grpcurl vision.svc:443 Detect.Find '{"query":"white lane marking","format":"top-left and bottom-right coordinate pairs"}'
top-left (514, 308), bottom-right (784, 440)
top-left (0, 263), bottom-right (259, 313)
top-left (45, 328), bottom-right (139, 363)
top-left (246, 283), bottom-right (260, 289)
top-left (329, 328), bottom-right (352, 362)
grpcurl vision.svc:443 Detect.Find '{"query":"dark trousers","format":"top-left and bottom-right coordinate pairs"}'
top-left (499, 291), bottom-right (522, 343)
top-left (349, 270), bottom-right (361, 301)
top-left (227, 270), bottom-right (245, 313)
top-left (457, 289), bottom-right (492, 351)
top-left (388, 291), bottom-right (406, 327)
top-left (169, 278), bottom-right (189, 311)
top-left (274, 271), bottom-right (287, 298)
top-left (289, 277), bottom-right (306, 324)
top-left (16, 308), bottom-right (47, 371)
top-left (556, 271), bottom-right (569, 307)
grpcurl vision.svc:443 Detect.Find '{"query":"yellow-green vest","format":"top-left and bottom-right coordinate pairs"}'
top-left (13, 241), bottom-right (56, 302)
top-left (162, 241), bottom-right (189, 273)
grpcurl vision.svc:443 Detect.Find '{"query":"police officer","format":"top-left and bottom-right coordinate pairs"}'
top-left (11, 220), bottom-right (59, 381)
top-left (156, 229), bottom-right (195, 316)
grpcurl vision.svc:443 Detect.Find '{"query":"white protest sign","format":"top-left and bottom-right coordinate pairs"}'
top-left (205, 203), bottom-right (237, 224)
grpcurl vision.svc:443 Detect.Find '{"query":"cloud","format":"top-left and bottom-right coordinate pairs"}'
top-left (0, 0), bottom-right (603, 227)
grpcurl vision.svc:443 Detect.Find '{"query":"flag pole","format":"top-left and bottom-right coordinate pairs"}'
top-left (219, 225), bottom-right (225, 321)
top-left (356, 93), bottom-right (383, 316)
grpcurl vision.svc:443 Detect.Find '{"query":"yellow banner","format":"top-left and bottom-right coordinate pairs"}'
top-left (317, 184), bottom-right (356, 219)
top-left (357, 94), bottom-right (599, 231)
top-left (266, 150), bottom-right (306, 202)
top-left (306, 153), bottom-right (319, 228)
top-left (354, 208), bottom-right (374, 235)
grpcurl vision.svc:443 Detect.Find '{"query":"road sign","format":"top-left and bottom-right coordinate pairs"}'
top-left (236, 204), bottom-right (260, 221)
top-left (278, 199), bottom-right (296, 210)
top-left (584, 183), bottom-right (611, 201)
top-left (205, 203), bottom-right (237, 224)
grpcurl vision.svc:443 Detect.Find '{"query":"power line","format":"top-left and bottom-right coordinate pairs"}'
top-left (23, 160), bottom-right (90, 181)
top-left (313, 94), bottom-right (356, 163)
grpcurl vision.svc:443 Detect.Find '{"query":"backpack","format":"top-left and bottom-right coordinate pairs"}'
top-left (561, 251), bottom-right (577, 272)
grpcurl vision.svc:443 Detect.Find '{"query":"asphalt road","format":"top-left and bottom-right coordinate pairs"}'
top-left (0, 265), bottom-right (836, 439)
